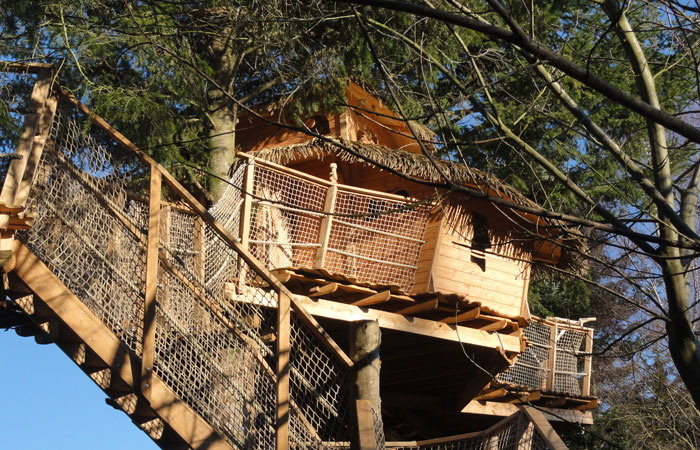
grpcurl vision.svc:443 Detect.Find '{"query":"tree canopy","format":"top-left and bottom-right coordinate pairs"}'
top-left (4, 0), bottom-right (700, 446)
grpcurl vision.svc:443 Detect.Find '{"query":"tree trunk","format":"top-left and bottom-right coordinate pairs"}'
top-left (604, 0), bottom-right (700, 409)
top-left (664, 260), bottom-right (700, 407)
top-left (349, 320), bottom-right (382, 410)
top-left (208, 105), bottom-right (236, 203)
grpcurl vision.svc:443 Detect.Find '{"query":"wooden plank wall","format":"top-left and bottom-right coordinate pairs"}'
top-left (429, 219), bottom-right (531, 319)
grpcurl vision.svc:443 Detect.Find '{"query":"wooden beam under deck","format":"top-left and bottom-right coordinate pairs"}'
top-left (462, 400), bottom-right (593, 425)
top-left (294, 295), bottom-right (522, 353)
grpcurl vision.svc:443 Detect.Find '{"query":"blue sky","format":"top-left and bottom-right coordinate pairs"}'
top-left (0, 330), bottom-right (160, 450)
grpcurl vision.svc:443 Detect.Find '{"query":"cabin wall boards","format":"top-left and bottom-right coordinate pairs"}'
top-left (427, 218), bottom-right (531, 319)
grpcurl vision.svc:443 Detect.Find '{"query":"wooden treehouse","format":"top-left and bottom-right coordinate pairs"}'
top-left (0, 64), bottom-right (593, 450)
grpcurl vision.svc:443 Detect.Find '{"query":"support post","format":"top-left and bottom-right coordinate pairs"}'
top-left (276, 290), bottom-right (291, 450)
top-left (545, 323), bottom-right (558, 392)
top-left (193, 215), bottom-right (205, 283)
top-left (350, 319), bottom-right (382, 450)
top-left (315, 163), bottom-right (338, 269)
top-left (238, 161), bottom-right (255, 290)
top-left (0, 68), bottom-right (53, 218)
top-left (582, 328), bottom-right (594, 396)
top-left (0, 68), bottom-right (56, 265)
top-left (355, 399), bottom-right (378, 450)
top-left (520, 407), bottom-right (568, 450)
top-left (142, 166), bottom-right (162, 400)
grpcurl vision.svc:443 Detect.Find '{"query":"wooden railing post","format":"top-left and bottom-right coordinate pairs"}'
top-left (276, 290), bottom-right (291, 450)
top-left (545, 323), bottom-right (558, 392)
top-left (582, 328), bottom-right (594, 396)
top-left (238, 161), bottom-right (255, 290)
top-left (193, 216), bottom-right (205, 283)
top-left (142, 165), bottom-right (162, 400)
top-left (239, 161), bottom-right (255, 250)
top-left (315, 163), bottom-right (338, 269)
top-left (0, 68), bottom-right (56, 268)
top-left (354, 399), bottom-right (377, 450)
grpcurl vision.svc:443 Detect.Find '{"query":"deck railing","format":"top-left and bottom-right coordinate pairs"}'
top-left (211, 154), bottom-right (432, 293)
top-left (497, 317), bottom-right (594, 397)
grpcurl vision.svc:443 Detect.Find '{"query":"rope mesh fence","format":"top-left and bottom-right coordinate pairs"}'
top-left (14, 94), bottom-right (354, 449)
top-left (497, 318), bottom-right (591, 396)
top-left (213, 161), bottom-right (431, 293)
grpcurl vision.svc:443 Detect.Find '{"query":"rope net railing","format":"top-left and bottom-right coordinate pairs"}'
top-left (11, 89), bottom-right (354, 449)
top-left (211, 159), bottom-right (431, 293)
top-left (497, 317), bottom-right (593, 397)
top-left (386, 410), bottom-right (557, 450)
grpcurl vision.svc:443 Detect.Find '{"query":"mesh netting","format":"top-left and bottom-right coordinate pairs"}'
top-left (326, 190), bottom-right (429, 291)
top-left (213, 161), bottom-right (430, 292)
top-left (289, 314), bottom-right (352, 448)
top-left (497, 319), bottom-right (590, 396)
top-left (497, 320), bottom-right (550, 390)
top-left (387, 411), bottom-right (553, 450)
top-left (553, 327), bottom-right (587, 395)
top-left (19, 106), bottom-right (148, 355)
top-left (373, 405), bottom-right (386, 450)
top-left (15, 94), bottom-right (354, 449)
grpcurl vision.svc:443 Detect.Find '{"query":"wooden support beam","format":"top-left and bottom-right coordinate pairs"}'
top-left (545, 323), bottom-right (558, 392)
top-left (395, 298), bottom-right (438, 315)
top-left (544, 397), bottom-right (568, 408)
top-left (479, 319), bottom-right (508, 332)
top-left (474, 388), bottom-right (507, 402)
top-left (573, 398), bottom-right (599, 411)
top-left (355, 399), bottom-right (377, 450)
top-left (309, 282), bottom-right (339, 297)
top-left (520, 406), bottom-right (568, 450)
top-left (295, 295), bottom-right (522, 353)
top-left (276, 291), bottom-right (291, 450)
top-left (505, 390), bottom-right (541, 404)
top-left (461, 400), bottom-right (593, 425)
top-left (440, 307), bottom-right (480, 324)
top-left (141, 167), bottom-right (161, 400)
top-left (0, 68), bottom-right (55, 232)
top-left (352, 290), bottom-right (391, 307)
top-left (272, 269), bottom-right (294, 283)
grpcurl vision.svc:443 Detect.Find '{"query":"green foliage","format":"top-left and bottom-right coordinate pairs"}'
top-left (528, 278), bottom-right (591, 319)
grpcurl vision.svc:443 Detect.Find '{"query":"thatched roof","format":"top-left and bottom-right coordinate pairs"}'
top-left (249, 137), bottom-right (586, 276)
top-left (253, 137), bottom-right (538, 208)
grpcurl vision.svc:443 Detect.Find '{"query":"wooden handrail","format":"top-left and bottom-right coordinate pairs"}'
top-left (237, 151), bottom-right (423, 203)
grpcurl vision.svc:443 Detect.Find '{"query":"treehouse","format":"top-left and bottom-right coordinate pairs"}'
top-left (0, 65), bottom-right (594, 450)
top-left (211, 82), bottom-right (598, 436)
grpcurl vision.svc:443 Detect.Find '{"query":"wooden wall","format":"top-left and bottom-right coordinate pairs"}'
top-left (427, 221), bottom-right (531, 319)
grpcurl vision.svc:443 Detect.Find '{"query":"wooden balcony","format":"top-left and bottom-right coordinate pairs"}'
top-left (213, 153), bottom-right (432, 294)
top-left (464, 317), bottom-right (597, 417)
